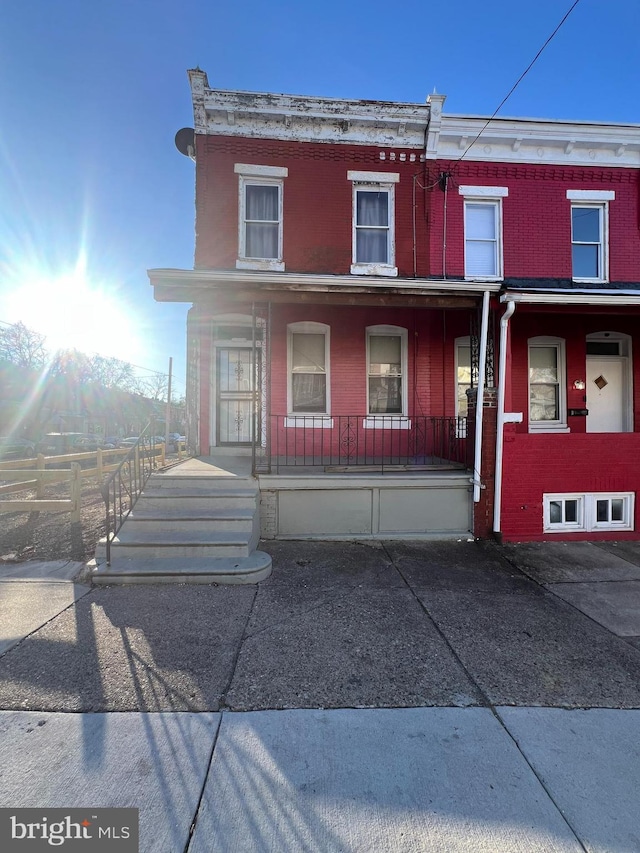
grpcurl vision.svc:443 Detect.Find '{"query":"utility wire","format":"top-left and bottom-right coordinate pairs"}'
top-left (454, 0), bottom-right (583, 168)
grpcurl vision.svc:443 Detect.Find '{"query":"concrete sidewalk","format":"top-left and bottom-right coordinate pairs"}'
top-left (1, 706), bottom-right (639, 851)
top-left (2, 539), bottom-right (640, 850)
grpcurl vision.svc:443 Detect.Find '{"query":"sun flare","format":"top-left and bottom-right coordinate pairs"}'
top-left (3, 260), bottom-right (140, 364)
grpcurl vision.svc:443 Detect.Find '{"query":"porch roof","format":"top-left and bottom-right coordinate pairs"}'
top-left (148, 267), bottom-right (499, 308)
top-left (502, 288), bottom-right (640, 307)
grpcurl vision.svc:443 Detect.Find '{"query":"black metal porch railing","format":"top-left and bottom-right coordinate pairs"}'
top-left (256, 415), bottom-right (469, 474)
top-left (100, 423), bottom-right (163, 565)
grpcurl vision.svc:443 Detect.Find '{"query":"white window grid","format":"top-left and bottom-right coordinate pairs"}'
top-left (570, 203), bottom-right (608, 283)
top-left (463, 199), bottom-right (503, 280)
top-left (566, 189), bottom-right (614, 284)
top-left (458, 186), bottom-right (508, 282)
top-left (543, 492), bottom-right (634, 533)
top-left (235, 164), bottom-right (287, 272)
top-left (455, 336), bottom-right (471, 438)
top-left (365, 325), bottom-right (408, 419)
top-left (348, 171), bottom-right (399, 277)
top-left (286, 322), bottom-right (331, 418)
top-left (528, 336), bottom-right (567, 433)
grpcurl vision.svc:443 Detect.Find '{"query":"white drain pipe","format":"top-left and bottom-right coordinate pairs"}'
top-left (493, 300), bottom-right (516, 535)
top-left (472, 290), bottom-right (491, 503)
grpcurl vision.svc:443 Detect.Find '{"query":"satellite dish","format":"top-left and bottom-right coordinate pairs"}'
top-left (175, 128), bottom-right (195, 158)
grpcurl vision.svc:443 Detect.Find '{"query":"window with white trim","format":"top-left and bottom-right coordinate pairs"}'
top-left (348, 171), bottom-right (399, 277)
top-left (528, 337), bottom-right (567, 431)
top-left (455, 337), bottom-right (471, 437)
top-left (544, 493), bottom-right (634, 533)
top-left (566, 190), bottom-right (613, 283)
top-left (571, 205), bottom-right (606, 281)
top-left (366, 326), bottom-right (407, 416)
top-left (287, 323), bottom-right (330, 415)
top-left (459, 186), bottom-right (507, 280)
top-left (235, 164), bottom-right (287, 271)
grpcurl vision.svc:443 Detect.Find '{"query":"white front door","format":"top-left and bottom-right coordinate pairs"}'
top-left (586, 357), bottom-right (627, 432)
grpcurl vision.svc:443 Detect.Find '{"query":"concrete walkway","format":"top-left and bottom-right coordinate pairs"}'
top-left (1, 706), bottom-right (639, 851)
top-left (2, 539), bottom-right (640, 850)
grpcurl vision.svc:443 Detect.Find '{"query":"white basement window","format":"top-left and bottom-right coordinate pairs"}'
top-left (544, 492), bottom-right (634, 533)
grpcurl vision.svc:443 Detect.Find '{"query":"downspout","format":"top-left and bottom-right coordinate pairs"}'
top-left (472, 290), bottom-right (491, 502)
top-left (493, 300), bottom-right (516, 535)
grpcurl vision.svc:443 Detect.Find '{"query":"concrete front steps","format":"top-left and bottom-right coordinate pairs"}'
top-left (92, 470), bottom-right (272, 585)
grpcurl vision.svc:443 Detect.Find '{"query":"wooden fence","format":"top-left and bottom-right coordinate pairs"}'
top-left (0, 444), bottom-right (167, 521)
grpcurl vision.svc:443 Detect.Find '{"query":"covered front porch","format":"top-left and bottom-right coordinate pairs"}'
top-left (151, 267), bottom-right (499, 539)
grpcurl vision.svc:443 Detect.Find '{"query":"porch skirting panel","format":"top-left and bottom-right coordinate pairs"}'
top-left (258, 473), bottom-right (472, 540)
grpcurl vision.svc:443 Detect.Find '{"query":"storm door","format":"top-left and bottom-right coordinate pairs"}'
top-left (217, 348), bottom-right (259, 445)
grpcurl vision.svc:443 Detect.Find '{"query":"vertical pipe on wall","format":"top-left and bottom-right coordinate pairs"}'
top-left (473, 290), bottom-right (491, 502)
top-left (493, 300), bottom-right (516, 533)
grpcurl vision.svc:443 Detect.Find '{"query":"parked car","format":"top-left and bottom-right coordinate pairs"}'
top-left (71, 436), bottom-right (116, 452)
top-left (120, 436), bottom-right (141, 447)
top-left (0, 437), bottom-right (36, 460)
top-left (121, 435), bottom-right (166, 449)
top-left (166, 432), bottom-right (186, 451)
top-left (35, 433), bottom-right (87, 456)
top-left (104, 436), bottom-right (122, 448)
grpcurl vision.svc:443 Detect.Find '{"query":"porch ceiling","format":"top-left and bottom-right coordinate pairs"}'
top-left (149, 268), bottom-right (497, 308)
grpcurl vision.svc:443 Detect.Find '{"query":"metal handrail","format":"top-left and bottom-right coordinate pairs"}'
top-left (100, 422), bottom-right (162, 565)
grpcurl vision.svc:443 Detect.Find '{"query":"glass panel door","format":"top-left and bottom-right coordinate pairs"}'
top-left (217, 348), bottom-right (259, 445)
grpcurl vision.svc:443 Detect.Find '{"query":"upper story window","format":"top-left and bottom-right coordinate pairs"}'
top-left (366, 325), bottom-right (407, 416)
top-left (528, 336), bottom-right (567, 432)
top-left (348, 171), bottom-right (399, 277)
top-left (235, 164), bottom-right (288, 272)
top-left (567, 190), bottom-right (614, 283)
top-left (287, 322), bottom-right (330, 415)
top-left (459, 186), bottom-right (508, 281)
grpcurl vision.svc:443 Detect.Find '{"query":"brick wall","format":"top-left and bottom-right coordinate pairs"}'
top-left (194, 134), bottom-right (430, 277)
top-left (508, 312), bottom-right (640, 436)
top-left (429, 160), bottom-right (640, 282)
top-left (467, 387), bottom-right (498, 539)
top-left (501, 432), bottom-right (640, 541)
top-left (499, 309), bottom-right (640, 541)
top-left (267, 304), bottom-right (470, 417)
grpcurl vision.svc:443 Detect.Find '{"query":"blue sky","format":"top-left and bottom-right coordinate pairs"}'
top-left (1, 0), bottom-right (638, 389)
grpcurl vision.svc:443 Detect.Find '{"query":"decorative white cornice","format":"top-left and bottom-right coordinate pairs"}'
top-left (187, 69), bottom-right (640, 167)
top-left (431, 115), bottom-right (640, 169)
top-left (187, 69), bottom-right (430, 148)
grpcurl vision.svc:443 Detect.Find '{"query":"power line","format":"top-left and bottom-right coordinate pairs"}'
top-left (454, 0), bottom-right (583, 168)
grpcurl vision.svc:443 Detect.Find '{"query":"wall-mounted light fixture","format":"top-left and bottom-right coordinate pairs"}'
top-left (573, 379), bottom-right (586, 391)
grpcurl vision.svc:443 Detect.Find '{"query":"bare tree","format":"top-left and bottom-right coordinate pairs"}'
top-left (139, 372), bottom-right (169, 401)
top-left (48, 349), bottom-right (94, 383)
top-left (89, 354), bottom-right (138, 391)
top-left (0, 321), bottom-right (47, 368)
